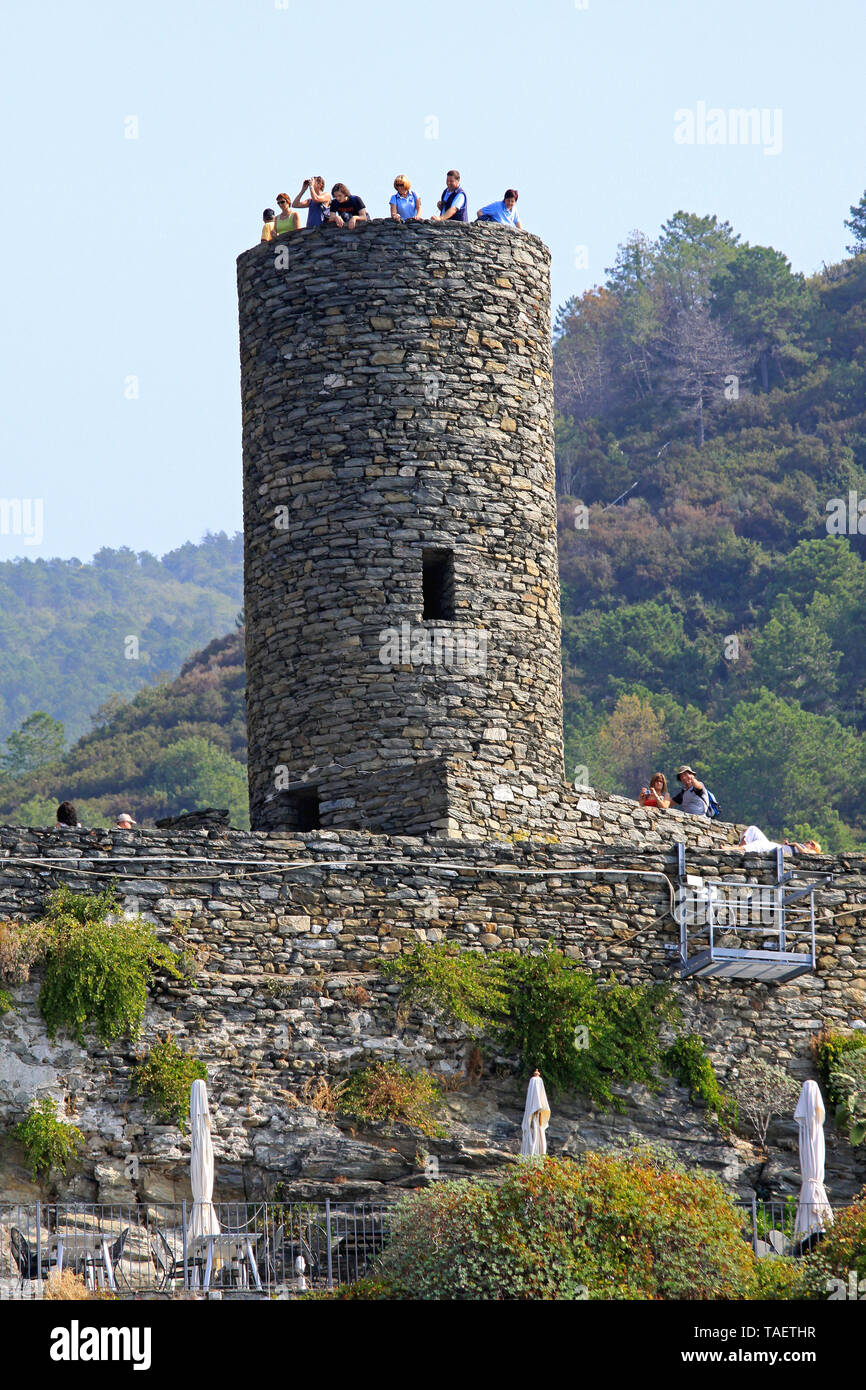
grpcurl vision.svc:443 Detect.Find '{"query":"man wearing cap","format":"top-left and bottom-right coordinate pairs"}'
top-left (671, 766), bottom-right (710, 816)
top-left (116, 812), bottom-right (137, 829)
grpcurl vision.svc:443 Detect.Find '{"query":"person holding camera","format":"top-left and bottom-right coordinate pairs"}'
top-left (638, 772), bottom-right (671, 809)
top-left (292, 176), bottom-right (330, 228)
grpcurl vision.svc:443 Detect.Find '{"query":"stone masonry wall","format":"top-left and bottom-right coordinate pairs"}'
top-left (237, 221), bottom-right (564, 834)
top-left (2, 818), bottom-right (865, 1206)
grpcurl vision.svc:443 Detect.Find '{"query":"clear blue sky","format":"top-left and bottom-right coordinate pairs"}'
top-left (1, 0), bottom-right (863, 562)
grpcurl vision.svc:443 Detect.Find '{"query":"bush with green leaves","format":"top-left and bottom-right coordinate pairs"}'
top-left (385, 943), bottom-right (505, 1034)
top-left (829, 1050), bottom-right (866, 1145)
top-left (802, 1191), bottom-right (866, 1295)
top-left (811, 1027), bottom-right (866, 1114)
top-left (13, 1097), bottom-right (84, 1179)
top-left (36, 886), bottom-right (182, 1044)
top-left (337, 1061), bottom-right (445, 1138)
top-left (335, 1149), bottom-right (756, 1300)
top-left (497, 949), bottom-right (677, 1101)
top-left (132, 1036), bottom-right (207, 1131)
top-left (663, 1034), bottom-right (738, 1129)
top-left (385, 942), bottom-right (678, 1102)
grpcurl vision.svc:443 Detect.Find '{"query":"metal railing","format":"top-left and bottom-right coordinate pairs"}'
top-left (740, 1197), bottom-right (850, 1257)
top-left (0, 1200), bottom-right (391, 1299)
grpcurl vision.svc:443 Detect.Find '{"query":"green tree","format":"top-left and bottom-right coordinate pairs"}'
top-left (593, 692), bottom-right (667, 795)
top-left (1, 712), bottom-right (65, 777)
top-left (710, 244), bottom-right (814, 389)
top-left (149, 735), bottom-right (249, 828)
top-left (845, 190), bottom-right (866, 256)
top-left (709, 690), bottom-right (864, 840)
top-left (655, 211), bottom-right (740, 312)
top-left (751, 595), bottom-right (842, 710)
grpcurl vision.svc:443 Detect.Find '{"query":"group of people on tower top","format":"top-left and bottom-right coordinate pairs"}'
top-left (260, 170), bottom-right (521, 241)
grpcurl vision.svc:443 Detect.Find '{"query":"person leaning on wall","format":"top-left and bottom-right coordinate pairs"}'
top-left (389, 174), bottom-right (422, 222)
top-left (327, 183), bottom-right (367, 229)
top-left (431, 169), bottom-right (468, 223)
top-left (476, 188), bottom-right (522, 229)
top-left (638, 772), bottom-right (671, 809)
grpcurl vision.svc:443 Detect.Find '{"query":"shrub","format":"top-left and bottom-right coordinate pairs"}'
top-left (729, 1057), bottom-right (800, 1153)
top-left (366, 1150), bottom-right (755, 1300)
top-left (42, 1269), bottom-right (97, 1301)
top-left (385, 942), bottom-right (678, 1103)
top-left (802, 1192), bottom-right (866, 1295)
top-left (663, 1034), bottom-right (738, 1129)
top-left (750, 1257), bottom-right (811, 1301)
top-left (0, 920), bottom-right (46, 985)
top-left (383, 943), bottom-right (505, 1034)
top-left (13, 1097), bottom-right (84, 1179)
top-left (811, 1027), bottom-right (866, 1111)
top-left (828, 1050), bottom-right (866, 1145)
top-left (496, 949), bottom-right (677, 1101)
top-left (36, 886), bottom-right (183, 1044)
top-left (132, 1036), bottom-right (207, 1131)
top-left (337, 1061), bottom-right (445, 1138)
top-left (0, 988), bottom-right (15, 1015)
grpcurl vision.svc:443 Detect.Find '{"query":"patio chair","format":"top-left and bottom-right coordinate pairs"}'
top-left (151, 1229), bottom-right (204, 1292)
top-left (10, 1228), bottom-right (50, 1288)
top-left (256, 1224), bottom-right (318, 1285)
top-left (93, 1226), bottom-right (131, 1290)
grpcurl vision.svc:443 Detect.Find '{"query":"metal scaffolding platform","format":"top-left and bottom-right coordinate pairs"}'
top-left (674, 844), bottom-right (831, 983)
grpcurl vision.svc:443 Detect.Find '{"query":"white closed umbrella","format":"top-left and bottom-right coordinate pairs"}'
top-left (520, 1069), bottom-right (551, 1159)
top-left (793, 1080), bottom-right (834, 1238)
top-left (187, 1079), bottom-right (220, 1242)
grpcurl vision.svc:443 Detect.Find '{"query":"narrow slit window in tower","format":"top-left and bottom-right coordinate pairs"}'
top-left (282, 787), bottom-right (321, 831)
top-left (422, 548), bottom-right (455, 620)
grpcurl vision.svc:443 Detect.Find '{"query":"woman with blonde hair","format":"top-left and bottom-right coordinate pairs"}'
top-left (638, 772), bottom-right (671, 809)
top-left (389, 175), bottom-right (422, 222)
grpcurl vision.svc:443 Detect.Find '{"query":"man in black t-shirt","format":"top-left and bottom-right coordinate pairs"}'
top-left (327, 183), bottom-right (367, 229)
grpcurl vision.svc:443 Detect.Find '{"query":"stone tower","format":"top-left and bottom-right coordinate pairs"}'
top-left (237, 220), bottom-right (563, 836)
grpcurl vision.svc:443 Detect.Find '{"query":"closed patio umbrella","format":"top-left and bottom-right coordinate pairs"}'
top-left (520, 1070), bottom-right (551, 1159)
top-left (187, 1080), bottom-right (220, 1242)
top-left (793, 1080), bottom-right (834, 1238)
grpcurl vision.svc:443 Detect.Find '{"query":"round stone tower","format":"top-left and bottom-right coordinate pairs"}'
top-left (237, 220), bottom-right (563, 835)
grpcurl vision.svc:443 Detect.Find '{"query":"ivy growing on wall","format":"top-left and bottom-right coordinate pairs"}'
top-left (132, 1036), bottom-right (207, 1131)
top-left (384, 942), bottom-right (679, 1102)
top-left (34, 886), bottom-right (183, 1044)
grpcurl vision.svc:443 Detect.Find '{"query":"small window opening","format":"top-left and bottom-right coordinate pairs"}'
top-left (422, 548), bottom-right (455, 620)
top-left (283, 787), bottom-right (320, 831)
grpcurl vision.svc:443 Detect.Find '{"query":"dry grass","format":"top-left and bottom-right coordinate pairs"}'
top-left (0, 921), bottom-right (45, 985)
top-left (344, 985), bottom-right (371, 1007)
top-left (42, 1269), bottom-right (108, 1301)
top-left (301, 1076), bottom-right (343, 1113)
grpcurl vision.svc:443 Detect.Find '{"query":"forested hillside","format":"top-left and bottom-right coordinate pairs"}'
top-left (556, 197), bottom-right (866, 849)
top-left (0, 631), bottom-right (248, 829)
top-left (0, 531), bottom-right (243, 744)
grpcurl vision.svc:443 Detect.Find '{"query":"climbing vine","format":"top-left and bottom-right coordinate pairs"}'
top-left (132, 1036), bottom-right (207, 1131)
top-left (384, 942), bottom-right (678, 1102)
top-left (35, 886), bottom-right (183, 1044)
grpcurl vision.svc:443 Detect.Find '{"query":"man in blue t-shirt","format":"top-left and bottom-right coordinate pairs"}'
top-left (431, 169), bottom-right (468, 223)
top-left (476, 188), bottom-right (522, 229)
